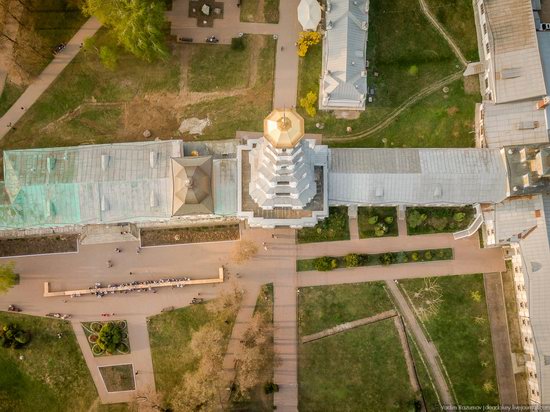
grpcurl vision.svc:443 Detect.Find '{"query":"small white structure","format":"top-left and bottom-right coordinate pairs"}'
top-left (298, 0), bottom-right (322, 31)
top-left (320, 0), bottom-right (369, 111)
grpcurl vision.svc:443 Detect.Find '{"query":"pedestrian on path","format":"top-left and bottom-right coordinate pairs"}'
top-left (6, 122), bottom-right (11, 128)
top-left (20, 107), bottom-right (24, 111)
top-left (135, 370), bottom-right (139, 375)
top-left (262, 242), bottom-right (268, 251)
top-left (271, 234), bottom-right (278, 239)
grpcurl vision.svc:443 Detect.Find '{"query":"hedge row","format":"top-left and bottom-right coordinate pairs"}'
top-left (296, 248), bottom-right (453, 272)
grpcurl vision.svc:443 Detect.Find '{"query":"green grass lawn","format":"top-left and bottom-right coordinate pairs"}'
top-left (297, 0), bottom-right (461, 142)
top-left (358, 206), bottom-right (398, 238)
top-left (240, 0), bottom-right (279, 23)
top-left (0, 81), bottom-right (24, 117)
top-left (296, 206), bottom-right (349, 244)
top-left (178, 35), bottom-right (276, 140)
top-left (406, 206), bottom-right (475, 235)
top-left (399, 274), bottom-right (499, 405)
top-left (298, 282), bottom-right (393, 335)
top-left (298, 282), bottom-right (416, 411)
top-left (188, 38), bottom-right (251, 92)
top-left (1, 29), bottom-right (181, 152)
top-left (0, 313), bottom-right (99, 411)
top-left (148, 302), bottom-right (236, 406)
top-left (426, 0), bottom-right (479, 62)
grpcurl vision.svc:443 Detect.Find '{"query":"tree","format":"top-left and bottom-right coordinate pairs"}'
top-left (99, 45), bottom-right (118, 70)
top-left (0, 323), bottom-right (30, 348)
top-left (82, 0), bottom-right (169, 62)
top-left (344, 253), bottom-right (360, 268)
top-left (172, 324), bottom-right (225, 411)
top-left (299, 91), bottom-right (318, 117)
top-left (231, 239), bottom-right (258, 263)
top-left (234, 312), bottom-right (274, 396)
top-left (408, 210), bottom-right (427, 229)
top-left (296, 31), bottom-right (321, 57)
top-left (97, 322), bottom-right (122, 353)
top-left (0, 262), bottom-right (18, 294)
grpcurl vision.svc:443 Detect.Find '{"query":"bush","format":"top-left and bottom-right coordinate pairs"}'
top-left (231, 36), bottom-right (246, 50)
top-left (344, 253), bottom-right (360, 268)
top-left (97, 322), bottom-right (123, 354)
top-left (430, 216), bottom-right (447, 231)
top-left (384, 216), bottom-right (394, 224)
top-left (395, 251), bottom-right (408, 264)
top-left (408, 210), bottom-right (427, 228)
top-left (314, 256), bottom-right (337, 271)
top-left (411, 252), bottom-right (419, 261)
top-left (0, 323), bottom-right (31, 349)
top-left (408, 65), bottom-right (419, 76)
top-left (374, 222), bottom-right (388, 237)
top-left (379, 253), bottom-right (393, 266)
top-left (424, 251), bottom-right (433, 261)
top-left (299, 91), bottom-right (318, 117)
top-left (368, 215), bottom-right (379, 225)
top-left (99, 45), bottom-right (118, 71)
top-left (297, 31), bottom-right (321, 57)
top-left (453, 212), bottom-right (466, 222)
top-left (264, 382), bottom-right (279, 394)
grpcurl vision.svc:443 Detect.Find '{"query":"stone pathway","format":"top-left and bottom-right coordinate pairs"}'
top-left (302, 309), bottom-right (397, 343)
top-left (484, 272), bottom-right (518, 406)
top-left (386, 280), bottom-right (454, 406)
top-left (167, 0), bottom-right (300, 108)
top-left (0, 17), bottom-right (102, 140)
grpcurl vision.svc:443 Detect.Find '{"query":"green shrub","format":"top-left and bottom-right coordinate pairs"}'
top-left (0, 323), bottom-right (31, 349)
top-left (374, 223), bottom-right (388, 237)
top-left (331, 259), bottom-right (338, 270)
top-left (411, 252), bottom-right (419, 261)
top-left (424, 251), bottom-right (433, 261)
top-left (367, 215), bottom-right (379, 225)
top-left (231, 36), bottom-right (246, 51)
top-left (430, 216), bottom-right (448, 231)
top-left (344, 253), bottom-right (360, 267)
top-left (314, 256), bottom-right (336, 271)
top-left (453, 212), bottom-right (466, 222)
top-left (264, 382), bottom-right (279, 394)
top-left (395, 251), bottom-right (408, 264)
top-left (384, 216), bottom-right (394, 224)
top-left (408, 210), bottom-right (427, 228)
top-left (97, 322), bottom-right (123, 354)
top-left (379, 253), bottom-right (394, 266)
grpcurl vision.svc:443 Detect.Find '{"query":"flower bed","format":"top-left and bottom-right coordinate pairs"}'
top-left (357, 207), bottom-right (398, 238)
top-left (81, 320), bottom-right (131, 357)
top-left (406, 207), bottom-right (474, 235)
top-left (296, 248), bottom-right (453, 272)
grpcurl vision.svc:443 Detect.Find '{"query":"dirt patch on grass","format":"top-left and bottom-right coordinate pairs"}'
top-left (0, 234), bottom-right (78, 257)
top-left (447, 106), bottom-right (459, 116)
top-left (141, 224), bottom-right (240, 246)
top-left (98, 364), bottom-right (135, 392)
top-left (463, 75), bottom-right (480, 95)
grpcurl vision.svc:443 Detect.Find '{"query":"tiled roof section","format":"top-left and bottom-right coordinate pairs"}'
top-left (328, 148), bottom-right (508, 205)
top-left (486, 0), bottom-right (546, 102)
top-left (482, 100), bottom-right (549, 148)
top-left (0, 141), bottom-right (182, 228)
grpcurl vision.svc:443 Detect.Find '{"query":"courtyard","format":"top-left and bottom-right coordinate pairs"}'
top-left (0, 0), bottom-right (523, 410)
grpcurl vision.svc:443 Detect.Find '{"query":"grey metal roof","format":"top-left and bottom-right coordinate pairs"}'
top-left (213, 158), bottom-right (237, 216)
top-left (0, 141), bottom-right (183, 228)
top-left (518, 194), bottom-right (550, 403)
top-left (483, 100), bottom-right (549, 148)
top-left (485, 0), bottom-right (547, 102)
top-left (320, 0), bottom-right (368, 110)
top-left (328, 148), bottom-right (508, 205)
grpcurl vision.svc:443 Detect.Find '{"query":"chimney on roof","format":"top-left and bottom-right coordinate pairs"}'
top-left (537, 96), bottom-right (550, 110)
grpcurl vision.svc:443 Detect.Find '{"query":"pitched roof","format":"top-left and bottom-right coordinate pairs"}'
top-left (320, 0), bottom-right (368, 109)
top-left (485, 0), bottom-right (546, 102)
top-left (328, 148), bottom-right (508, 205)
top-left (171, 156), bottom-right (214, 216)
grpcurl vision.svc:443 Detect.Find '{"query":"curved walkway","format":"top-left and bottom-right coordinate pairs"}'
top-left (0, 17), bottom-right (101, 140)
top-left (418, 0), bottom-right (468, 67)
